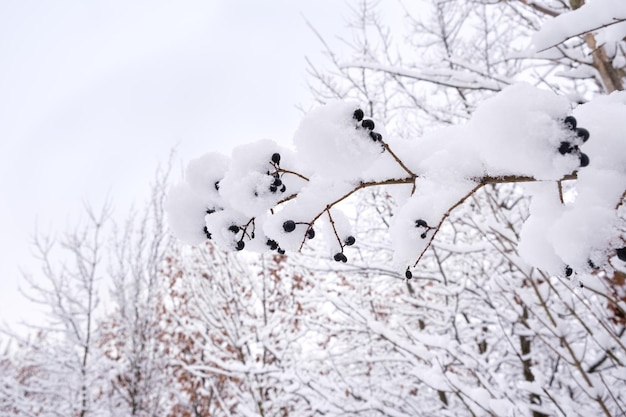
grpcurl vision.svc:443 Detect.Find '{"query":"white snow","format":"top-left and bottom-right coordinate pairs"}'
top-left (167, 84), bottom-right (626, 273)
top-left (533, 0), bottom-right (626, 51)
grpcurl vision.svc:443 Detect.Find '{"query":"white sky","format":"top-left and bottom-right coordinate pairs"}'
top-left (0, 0), bottom-right (396, 327)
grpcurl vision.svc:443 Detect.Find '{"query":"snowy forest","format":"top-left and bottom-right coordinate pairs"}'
top-left (2, 1), bottom-right (626, 416)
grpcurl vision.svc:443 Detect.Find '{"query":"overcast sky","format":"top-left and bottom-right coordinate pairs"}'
top-left (0, 1), bottom-right (403, 327)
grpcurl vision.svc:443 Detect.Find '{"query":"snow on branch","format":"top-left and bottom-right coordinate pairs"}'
top-left (341, 61), bottom-right (507, 92)
top-left (533, 0), bottom-right (626, 52)
top-left (167, 83), bottom-right (626, 276)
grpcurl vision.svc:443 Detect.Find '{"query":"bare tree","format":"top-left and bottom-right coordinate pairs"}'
top-left (0, 205), bottom-right (111, 417)
top-left (99, 163), bottom-right (177, 416)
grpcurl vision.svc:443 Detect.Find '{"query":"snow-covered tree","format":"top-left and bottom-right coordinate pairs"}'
top-left (160, 245), bottom-right (316, 416)
top-left (99, 165), bottom-right (176, 416)
top-left (167, 1), bottom-right (626, 415)
top-left (0, 206), bottom-right (110, 417)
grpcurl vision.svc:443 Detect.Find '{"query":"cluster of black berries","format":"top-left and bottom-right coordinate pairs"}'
top-left (415, 219), bottom-right (435, 239)
top-left (265, 239), bottom-right (286, 255)
top-left (564, 249), bottom-right (626, 277)
top-left (558, 116), bottom-right (590, 168)
top-left (202, 208), bottom-right (219, 240)
top-left (227, 224), bottom-right (247, 251)
top-left (267, 153), bottom-right (287, 194)
top-left (333, 236), bottom-right (355, 263)
top-left (353, 109), bottom-right (384, 144)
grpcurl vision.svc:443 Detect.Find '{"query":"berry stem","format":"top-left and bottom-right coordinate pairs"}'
top-left (381, 140), bottom-right (417, 193)
top-left (413, 183), bottom-right (484, 268)
top-left (276, 168), bottom-right (310, 182)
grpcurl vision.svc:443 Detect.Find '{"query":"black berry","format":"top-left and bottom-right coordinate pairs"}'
top-left (203, 226), bottom-right (212, 240)
top-left (269, 185), bottom-right (277, 193)
top-left (214, 181), bottom-right (220, 191)
top-left (280, 184), bottom-right (286, 193)
top-left (306, 228), bottom-right (315, 239)
top-left (565, 266), bottom-right (573, 277)
top-left (576, 128), bottom-right (590, 142)
top-left (228, 225), bottom-right (240, 233)
top-left (616, 247), bottom-right (626, 262)
top-left (579, 153), bottom-right (590, 167)
top-left (235, 240), bottom-right (245, 251)
top-left (344, 236), bottom-right (356, 246)
top-left (266, 239), bottom-right (279, 250)
top-left (420, 232), bottom-right (428, 239)
top-left (563, 116), bottom-right (577, 130)
top-left (283, 220), bottom-right (296, 233)
top-left (405, 270), bottom-right (413, 279)
top-left (415, 219), bottom-right (428, 228)
top-left (369, 131), bottom-right (382, 142)
top-left (273, 178), bottom-right (282, 187)
top-left (353, 109), bottom-right (364, 121)
top-left (333, 252), bottom-right (347, 263)
top-left (206, 208), bottom-right (215, 214)
top-left (277, 248), bottom-right (285, 255)
top-left (271, 153), bottom-right (281, 164)
top-left (361, 119), bottom-right (375, 130)
top-left (558, 142), bottom-right (572, 155)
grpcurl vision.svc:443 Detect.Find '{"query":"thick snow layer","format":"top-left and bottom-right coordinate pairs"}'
top-left (518, 183), bottom-right (566, 275)
top-left (166, 183), bottom-right (210, 245)
top-left (396, 83), bottom-right (578, 182)
top-left (293, 100), bottom-right (385, 180)
top-left (390, 178), bottom-right (477, 268)
top-left (469, 84), bottom-right (578, 180)
top-left (219, 139), bottom-right (308, 218)
top-left (167, 84), bottom-right (625, 273)
top-left (519, 91), bottom-right (626, 273)
top-left (186, 152), bottom-right (230, 208)
top-left (533, 0), bottom-right (626, 51)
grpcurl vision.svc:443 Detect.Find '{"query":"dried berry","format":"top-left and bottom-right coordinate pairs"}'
top-left (283, 220), bottom-right (296, 233)
top-left (361, 119), bottom-right (375, 130)
top-left (576, 128), bottom-right (590, 142)
top-left (579, 153), bottom-right (590, 167)
top-left (558, 142), bottom-right (573, 155)
top-left (563, 116), bottom-right (577, 130)
top-left (415, 219), bottom-right (428, 228)
top-left (333, 252), bottom-right (348, 262)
